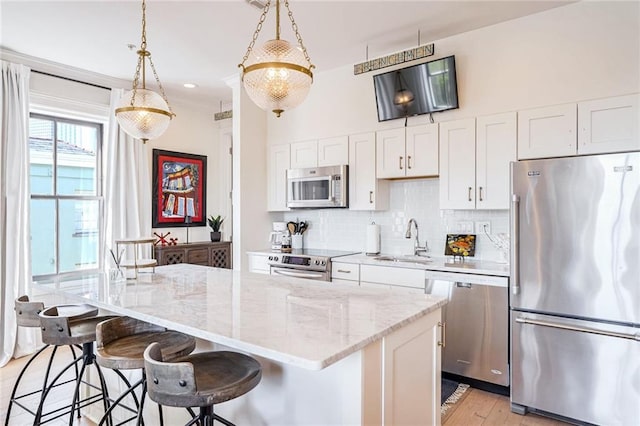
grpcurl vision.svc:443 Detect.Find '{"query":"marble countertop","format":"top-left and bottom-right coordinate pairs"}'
top-left (33, 264), bottom-right (446, 371)
top-left (332, 253), bottom-right (511, 277)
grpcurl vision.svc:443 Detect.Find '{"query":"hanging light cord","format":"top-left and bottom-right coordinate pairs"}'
top-left (238, 0), bottom-right (314, 70)
top-left (239, 0), bottom-right (272, 69)
top-left (128, 0), bottom-right (174, 116)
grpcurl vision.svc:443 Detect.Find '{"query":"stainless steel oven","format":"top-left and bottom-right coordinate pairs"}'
top-left (267, 249), bottom-right (357, 282)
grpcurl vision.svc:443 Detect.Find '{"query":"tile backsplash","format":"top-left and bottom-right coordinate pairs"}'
top-left (282, 178), bottom-right (509, 262)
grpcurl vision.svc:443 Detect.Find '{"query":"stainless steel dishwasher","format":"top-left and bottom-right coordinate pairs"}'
top-left (425, 270), bottom-right (509, 386)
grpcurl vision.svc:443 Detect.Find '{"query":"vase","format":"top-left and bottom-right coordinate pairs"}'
top-left (210, 231), bottom-right (221, 242)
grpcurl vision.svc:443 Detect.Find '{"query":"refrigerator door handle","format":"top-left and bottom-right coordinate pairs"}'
top-left (510, 194), bottom-right (520, 295)
top-left (515, 316), bottom-right (640, 341)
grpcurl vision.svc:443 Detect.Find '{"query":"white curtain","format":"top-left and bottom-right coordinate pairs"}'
top-left (0, 61), bottom-right (33, 366)
top-left (103, 88), bottom-right (152, 266)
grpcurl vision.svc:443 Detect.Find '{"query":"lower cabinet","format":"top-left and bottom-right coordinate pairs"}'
top-left (247, 252), bottom-right (271, 274)
top-left (360, 264), bottom-right (425, 292)
top-left (155, 242), bottom-right (231, 268)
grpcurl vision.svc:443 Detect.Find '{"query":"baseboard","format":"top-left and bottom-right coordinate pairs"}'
top-left (442, 372), bottom-right (509, 396)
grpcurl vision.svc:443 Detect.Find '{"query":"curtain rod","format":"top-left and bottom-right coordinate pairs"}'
top-left (32, 69), bottom-right (112, 92)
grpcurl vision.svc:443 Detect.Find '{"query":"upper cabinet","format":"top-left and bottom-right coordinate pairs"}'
top-left (348, 132), bottom-right (389, 211)
top-left (318, 136), bottom-right (349, 166)
top-left (439, 118), bottom-right (477, 209)
top-left (290, 140), bottom-right (318, 169)
top-left (376, 123), bottom-right (439, 179)
top-left (476, 112), bottom-right (517, 209)
top-left (267, 144), bottom-right (290, 211)
top-left (290, 137), bottom-right (349, 169)
top-left (517, 103), bottom-right (576, 160)
top-left (440, 113), bottom-right (516, 210)
top-left (577, 94), bottom-right (639, 155)
top-left (518, 94), bottom-right (639, 159)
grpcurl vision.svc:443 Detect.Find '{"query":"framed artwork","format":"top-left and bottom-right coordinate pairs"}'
top-left (152, 149), bottom-right (207, 228)
top-left (445, 234), bottom-right (476, 257)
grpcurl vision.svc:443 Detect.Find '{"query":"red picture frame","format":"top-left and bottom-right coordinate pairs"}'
top-left (152, 149), bottom-right (207, 228)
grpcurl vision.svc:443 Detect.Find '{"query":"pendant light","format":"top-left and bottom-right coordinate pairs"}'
top-left (393, 71), bottom-right (415, 111)
top-left (115, 0), bottom-right (174, 143)
top-left (238, 0), bottom-right (314, 117)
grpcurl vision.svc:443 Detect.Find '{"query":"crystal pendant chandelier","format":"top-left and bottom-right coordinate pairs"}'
top-left (115, 0), bottom-right (174, 143)
top-left (238, 0), bottom-right (314, 117)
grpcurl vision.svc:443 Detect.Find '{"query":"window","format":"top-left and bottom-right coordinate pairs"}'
top-left (29, 114), bottom-right (103, 277)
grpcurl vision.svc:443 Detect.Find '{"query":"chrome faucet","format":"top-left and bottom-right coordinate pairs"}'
top-left (405, 218), bottom-right (429, 256)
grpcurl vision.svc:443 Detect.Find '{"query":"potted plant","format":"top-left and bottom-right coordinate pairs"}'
top-left (207, 215), bottom-right (224, 242)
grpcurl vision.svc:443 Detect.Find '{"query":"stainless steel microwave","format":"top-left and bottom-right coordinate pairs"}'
top-left (286, 165), bottom-right (348, 208)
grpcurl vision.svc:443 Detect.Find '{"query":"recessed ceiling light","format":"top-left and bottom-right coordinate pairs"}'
top-left (183, 83), bottom-right (197, 89)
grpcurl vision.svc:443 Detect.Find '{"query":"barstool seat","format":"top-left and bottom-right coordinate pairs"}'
top-left (95, 316), bottom-right (196, 425)
top-left (144, 342), bottom-right (262, 426)
top-left (4, 296), bottom-right (98, 426)
top-left (35, 306), bottom-right (118, 425)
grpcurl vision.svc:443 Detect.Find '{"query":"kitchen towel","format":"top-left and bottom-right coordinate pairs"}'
top-left (366, 222), bottom-right (380, 255)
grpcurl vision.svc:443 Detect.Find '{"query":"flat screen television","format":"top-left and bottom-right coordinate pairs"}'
top-left (373, 55), bottom-right (459, 122)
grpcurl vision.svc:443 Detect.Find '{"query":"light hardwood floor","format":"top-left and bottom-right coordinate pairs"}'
top-left (443, 387), bottom-right (571, 426)
top-left (1, 346), bottom-right (96, 426)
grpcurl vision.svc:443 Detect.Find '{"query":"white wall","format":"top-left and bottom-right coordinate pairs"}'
top-left (149, 99), bottom-right (226, 244)
top-left (272, 1), bottom-right (638, 262)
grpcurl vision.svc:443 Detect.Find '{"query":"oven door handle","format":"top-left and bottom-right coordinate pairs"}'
top-left (272, 269), bottom-right (326, 280)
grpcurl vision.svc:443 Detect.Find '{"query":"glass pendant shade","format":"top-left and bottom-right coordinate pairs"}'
top-left (394, 89), bottom-right (415, 108)
top-left (242, 39), bottom-right (312, 117)
top-left (115, 88), bottom-right (172, 141)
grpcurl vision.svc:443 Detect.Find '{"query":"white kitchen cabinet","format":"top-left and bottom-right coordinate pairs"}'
top-left (440, 114), bottom-right (516, 210)
top-left (439, 118), bottom-right (477, 209)
top-left (578, 94), bottom-right (639, 155)
top-left (267, 144), bottom-right (290, 211)
top-left (360, 264), bottom-right (425, 291)
top-left (247, 252), bottom-right (271, 274)
top-left (517, 103), bottom-right (577, 159)
top-left (318, 136), bottom-right (349, 166)
top-left (348, 132), bottom-right (389, 211)
top-left (476, 112), bottom-right (517, 209)
top-left (405, 124), bottom-right (439, 177)
top-left (290, 140), bottom-right (318, 168)
top-left (332, 261), bottom-right (360, 282)
top-left (376, 124), bottom-right (439, 178)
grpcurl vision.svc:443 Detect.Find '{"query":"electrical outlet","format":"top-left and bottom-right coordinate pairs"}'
top-left (476, 221), bottom-right (491, 234)
top-left (457, 221), bottom-right (474, 233)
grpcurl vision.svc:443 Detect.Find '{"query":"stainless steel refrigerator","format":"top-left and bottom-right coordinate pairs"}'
top-left (510, 152), bottom-right (639, 425)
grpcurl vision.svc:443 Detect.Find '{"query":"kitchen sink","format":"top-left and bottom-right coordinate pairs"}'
top-left (372, 255), bottom-right (433, 265)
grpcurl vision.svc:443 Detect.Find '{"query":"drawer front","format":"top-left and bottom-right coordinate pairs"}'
top-left (360, 265), bottom-right (425, 289)
top-left (332, 262), bottom-right (359, 281)
top-left (187, 248), bottom-right (209, 264)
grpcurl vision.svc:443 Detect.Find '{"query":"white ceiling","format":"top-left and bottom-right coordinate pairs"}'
top-left (1, 0), bottom-right (572, 107)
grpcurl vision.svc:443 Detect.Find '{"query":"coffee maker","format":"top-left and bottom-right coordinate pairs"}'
top-left (269, 222), bottom-right (287, 250)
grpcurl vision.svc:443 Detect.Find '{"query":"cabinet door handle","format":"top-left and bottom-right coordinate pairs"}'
top-left (399, 156), bottom-right (404, 170)
top-left (337, 269), bottom-right (351, 274)
top-left (438, 321), bottom-right (446, 347)
top-left (479, 186), bottom-right (484, 202)
top-left (468, 187), bottom-right (473, 202)
top-left (369, 191), bottom-right (373, 204)
top-left (407, 155), bottom-right (412, 169)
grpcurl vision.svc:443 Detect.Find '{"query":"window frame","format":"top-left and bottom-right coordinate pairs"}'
top-left (29, 112), bottom-right (104, 279)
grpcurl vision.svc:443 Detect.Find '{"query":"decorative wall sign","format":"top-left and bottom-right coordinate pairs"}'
top-left (152, 149), bottom-right (207, 228)
top-left (214, 110), bottom-right (233, 121)
top-left (353, 43), bottom-right (434, 75)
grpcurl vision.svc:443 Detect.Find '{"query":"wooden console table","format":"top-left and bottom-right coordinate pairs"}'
top-left (154, 241), bottom-right (231, 269)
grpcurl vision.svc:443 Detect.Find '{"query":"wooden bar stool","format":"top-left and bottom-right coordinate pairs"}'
top-left (35, 306), bottom-right (118, 425)
top-left (95, 316), bottom-right (196, 426)
top-left (4, 296), bottom-right (97, 426)
top-left (143, 342), bottom-right (262, 426)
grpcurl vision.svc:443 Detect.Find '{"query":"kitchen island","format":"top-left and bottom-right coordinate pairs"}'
top-left (33, 264), bottom-right (447, 425)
